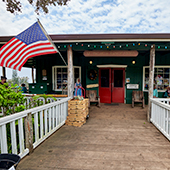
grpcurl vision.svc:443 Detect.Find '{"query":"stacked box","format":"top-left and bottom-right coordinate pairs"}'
top-left (66, 99), bottom-right (89, 127)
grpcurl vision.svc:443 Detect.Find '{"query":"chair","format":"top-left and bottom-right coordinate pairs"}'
top-left (86, 90), bottom-right (100, 107)
top-left (132, 91), bottom-right (145, 108)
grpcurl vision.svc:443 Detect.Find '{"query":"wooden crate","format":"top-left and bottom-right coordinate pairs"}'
top-left (66, 99), bottom-right (89, 127)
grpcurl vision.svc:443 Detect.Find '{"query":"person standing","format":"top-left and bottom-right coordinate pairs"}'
top-left (74, 78), bottom-right (82, 96)
top-left (153, 85), bottom-right (158, 98)
top-left (20, 83), bottom-right (27, 93)
top-left (0, 76), bottom-right (7, 85)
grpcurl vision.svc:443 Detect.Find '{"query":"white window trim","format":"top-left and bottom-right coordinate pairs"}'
top-left (143, 66), bottom-right (170, 92)
top-left (52, 66), bottom-right (81, 91)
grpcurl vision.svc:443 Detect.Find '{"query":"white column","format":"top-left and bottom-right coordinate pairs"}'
top-left (67, 45), bottom-right (74, 99)
top-left (147, 44), bottom-right (155, 122)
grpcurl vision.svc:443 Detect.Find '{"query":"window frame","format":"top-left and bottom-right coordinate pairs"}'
top-left (52, 66), bottom-right (81, 91)
top-left (143, 66), bottom-right (170, 92)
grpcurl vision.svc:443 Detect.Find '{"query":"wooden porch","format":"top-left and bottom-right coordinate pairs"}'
top-left (17, 103), bottom-right (170, 170)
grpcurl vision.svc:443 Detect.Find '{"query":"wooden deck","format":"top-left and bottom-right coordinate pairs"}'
top-left (17, 103), bottom-right (170, 170)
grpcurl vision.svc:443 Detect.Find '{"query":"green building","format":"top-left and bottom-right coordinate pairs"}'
top-left (1, 33), bottom-right (170, 104)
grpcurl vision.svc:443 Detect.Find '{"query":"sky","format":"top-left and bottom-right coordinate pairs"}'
top-left (0, 0), bottom-right (170, 82)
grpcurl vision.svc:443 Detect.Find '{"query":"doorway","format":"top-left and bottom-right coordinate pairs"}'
top-left (99, 68), bottom-right (125, 103)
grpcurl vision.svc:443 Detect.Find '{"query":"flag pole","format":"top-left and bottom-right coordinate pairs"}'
top-left (37, 19), bottom-right (67, 66)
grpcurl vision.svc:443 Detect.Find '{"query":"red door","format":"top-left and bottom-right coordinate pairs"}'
top-left (111, 69), bottom-right (125, 103)
top-left (99, 68), bottom-right (125, 103)
top-left (99, 68), bottom-right (111, 103)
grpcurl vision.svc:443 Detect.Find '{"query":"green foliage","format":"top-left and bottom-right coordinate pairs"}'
top-left (0, 82), bottom-right (26, 116)
top-left (2, 0), bottom-right (70, 14)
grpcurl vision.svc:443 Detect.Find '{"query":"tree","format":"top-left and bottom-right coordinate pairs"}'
top-left (12, 70), bottom-right (19, 85)
top-left (2, 0), bottom-right (70, 14)
top-left (10, 70), bottom-right (29, 87)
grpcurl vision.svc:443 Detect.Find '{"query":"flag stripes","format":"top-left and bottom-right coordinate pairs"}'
top-left (0, 21), bottom-right (57, 71)
top-left (0, 38), bottom-right (56, 71)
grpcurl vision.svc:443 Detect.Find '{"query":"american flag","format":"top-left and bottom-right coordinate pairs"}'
top-left (0, 21), bottom-right (57, 71)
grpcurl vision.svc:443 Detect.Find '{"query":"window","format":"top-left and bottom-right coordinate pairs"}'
top-left (52, 66), bottom-right (81, 91)
top-left (143, 66), bottom-right (170, 91)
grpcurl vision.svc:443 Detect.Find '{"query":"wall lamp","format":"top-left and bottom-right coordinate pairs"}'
top-left (132, 60), bottom-right (136, 65)
top-left (89, 61), bottom-right (93, 64)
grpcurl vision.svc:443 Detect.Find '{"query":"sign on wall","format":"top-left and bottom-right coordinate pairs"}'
top-left (127, 84), bottom-right (139, 89)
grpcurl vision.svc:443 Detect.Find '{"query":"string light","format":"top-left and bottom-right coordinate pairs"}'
top-left (59, 43), bottom-right (170, 50)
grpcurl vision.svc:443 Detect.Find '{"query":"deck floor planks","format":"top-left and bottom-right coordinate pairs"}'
top-left (17, 104), bottom-right (170, 170)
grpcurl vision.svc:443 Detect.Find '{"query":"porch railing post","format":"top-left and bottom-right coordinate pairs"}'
top-left (147, 44), bottom-right (155, 122)
top-left (67, 45), bottom-right (74, 99)
top-left (24, 112), bottom-right (33, 154)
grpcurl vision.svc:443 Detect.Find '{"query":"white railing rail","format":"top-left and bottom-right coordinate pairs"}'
top-left (150, 98), bottom-right (170, 141)
top-left (0, 97), bottom-right (71, 158)
top-left (0, 96), bottom-right (66, 116)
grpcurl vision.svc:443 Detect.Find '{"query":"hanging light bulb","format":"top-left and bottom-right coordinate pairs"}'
top-left (113, 46), bottom-right (115, 48)
top-left (120, 45), bottom-right (122, 48)
top-left (126, 44), bottom-right (128, 47)
top-left (58, 46), bottom-right (60, 48)
top-left (100, 46), bottom-right (102, 48)
top-left (88, 45), bottom-right (90, 47)
top-left (165, 46), bottom-right (168, 49)
top-left (145, 44), bottom-right (147, 47)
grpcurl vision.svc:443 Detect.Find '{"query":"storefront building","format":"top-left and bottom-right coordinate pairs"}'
top-left (1, 34), bottom-right (170, 104)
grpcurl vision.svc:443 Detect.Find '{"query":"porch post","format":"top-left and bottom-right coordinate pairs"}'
top-left (2, 67), bottom-right (6, 77)
top-left (32, 66), bottom-right (34, 83)
top-left (67, 45), bottom-right (74, 99)
top-left (147, 44), bottom-right (155, 122)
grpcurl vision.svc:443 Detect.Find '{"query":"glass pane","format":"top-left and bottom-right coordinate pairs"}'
top-left (101, 69), bottom-right (109, 87)
top-left (114, 70), bottom-right (123, 87)
top-left (145, 68), bottom-right (149, 74)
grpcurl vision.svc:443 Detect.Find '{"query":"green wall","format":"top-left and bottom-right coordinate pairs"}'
top-left (32, 49), bottom-right (170, 104)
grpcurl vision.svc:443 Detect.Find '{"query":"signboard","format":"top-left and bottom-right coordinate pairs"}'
top-left (84, 50), bottom-right (139, 57)
top-left (127, 84), bottom-right (139, 89)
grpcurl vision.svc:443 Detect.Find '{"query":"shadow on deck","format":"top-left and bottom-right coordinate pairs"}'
top-left (17, 103), bottom-right (170, 170)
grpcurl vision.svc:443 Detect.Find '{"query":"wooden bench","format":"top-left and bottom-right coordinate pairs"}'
top-left (86, 90), bottom-right (100, 107)
top-left (132, 91), bottom-right (145, 108)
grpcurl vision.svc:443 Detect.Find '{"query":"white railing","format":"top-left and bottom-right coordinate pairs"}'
top-left (0, 96), bottom-right (66, 116)
top-left (150, 98), bottom-right (170, 141)
top-left (0, 97), bottom-right (71, 158)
